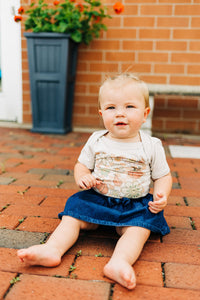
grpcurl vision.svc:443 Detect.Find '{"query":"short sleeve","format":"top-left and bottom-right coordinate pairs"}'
top-left (78, 135), bottom-right (96, 170)
top-left (151, 140), bottom-right (170, 180)
top-left (78, 130), bottom-right (107, 170)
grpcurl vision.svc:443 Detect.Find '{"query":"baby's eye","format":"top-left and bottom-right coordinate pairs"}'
top-left (106, 106), bottom-right (115, 110)
top-left (126, 105), bottom-right (135, 108)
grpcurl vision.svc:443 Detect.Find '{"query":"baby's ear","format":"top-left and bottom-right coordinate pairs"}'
top-left (99, 110), bottom-right (102, 116)
top-left (143, 107), bottom-right (151, 123)
top-left (145, 107), bottom-right (150, 117)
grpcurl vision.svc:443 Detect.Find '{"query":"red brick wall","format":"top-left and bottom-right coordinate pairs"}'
top-left (152, 95), bottom-right (200, 135)
top-left (20, 0), bottom-right (200, 134)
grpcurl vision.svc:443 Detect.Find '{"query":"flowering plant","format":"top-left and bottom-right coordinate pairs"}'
top-left (14, 0), bottom-right (124, 45)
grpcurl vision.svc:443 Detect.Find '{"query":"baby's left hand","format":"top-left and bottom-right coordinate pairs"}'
top-left (148, 192), bottom-right (167, 214)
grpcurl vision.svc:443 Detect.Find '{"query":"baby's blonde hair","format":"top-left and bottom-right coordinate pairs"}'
top-left (99, 73), bottom-right (149, 108)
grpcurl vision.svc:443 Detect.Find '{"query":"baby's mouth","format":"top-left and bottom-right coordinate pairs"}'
top-left (115, 122), bottom-right (127, 126)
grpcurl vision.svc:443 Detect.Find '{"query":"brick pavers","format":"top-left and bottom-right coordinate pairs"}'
top-left (0, 127), bottom-right (200, 299)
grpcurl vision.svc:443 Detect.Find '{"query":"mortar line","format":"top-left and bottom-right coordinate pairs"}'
top-left (183, 197), bottom-right (189, 206)
top-left (68, 250), bottom-right (82, 278)
top-left (161, 262), bottom-right (166, 288)
top-left (3, 272), bottom-right (21, 299)
top-left (108, 283), bottom-right (115, 300)
top-left (38, 196), bottom-right (47, 206)
top-left (189, 217), bottom-right (196, 230)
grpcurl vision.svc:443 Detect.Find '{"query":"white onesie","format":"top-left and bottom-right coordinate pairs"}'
top-left (78, 130), bottom-right (170, 199)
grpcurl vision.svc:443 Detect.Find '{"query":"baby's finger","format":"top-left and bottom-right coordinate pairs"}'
top-left (79, 181), bottom-right (89, 189)
top-left (148, 201), bottom-right (159, 207)
top-left (148, 201), bottom-right (165, 213)
top-left (84, 180), bottom-right (94, 189)
top-left (96, 179), bottom-right (102, 185)
top-left (149, 206), bottom-right (159, 214)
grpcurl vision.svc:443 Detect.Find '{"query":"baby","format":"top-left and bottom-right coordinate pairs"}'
top-left (18, 74), bottom-right (172, 290)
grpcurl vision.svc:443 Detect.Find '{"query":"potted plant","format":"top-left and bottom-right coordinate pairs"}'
top-left (15, 0), bottom-right (124, 134)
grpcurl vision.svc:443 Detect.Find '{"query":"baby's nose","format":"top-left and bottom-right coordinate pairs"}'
top-left (116, 108), bottom-right (126, 115)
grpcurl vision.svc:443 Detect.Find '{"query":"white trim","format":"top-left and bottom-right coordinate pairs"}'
top-left (148, 83), bottom-right (200, 96)
top-left (0, 0), bottom-right (22, 122)
top-left (0, 121), bottom-right (31, 129)
top-left (169, 145), bottom-right (200, 159)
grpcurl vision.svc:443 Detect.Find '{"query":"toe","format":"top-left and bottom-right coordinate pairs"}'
top-left (127, 279), bottom-right (136, 290)
top-left (122, 271), bottom-right (136, 290)
top-left (17, 249), bottom-right (26, 259)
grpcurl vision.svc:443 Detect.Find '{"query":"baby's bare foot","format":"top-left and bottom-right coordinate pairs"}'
top-left (104, 259), bottom-right (136, 290)
top-left (17, 244), bottom-right (61, 267)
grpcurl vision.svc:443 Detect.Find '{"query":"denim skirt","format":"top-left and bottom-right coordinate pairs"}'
top-left (58, 189), bottom-right (170, 236)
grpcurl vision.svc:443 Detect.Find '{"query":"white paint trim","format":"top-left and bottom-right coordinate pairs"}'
top-left (73, 126), bottom-right (100, 133)
top-left (0, 0), bottom-right (22, 122)
top-left (148, 83), bottom-right (200, 96)
top-left (169, 145), bottom-right (200, 159)
top-left (0, 121), bottom-right (31, 129)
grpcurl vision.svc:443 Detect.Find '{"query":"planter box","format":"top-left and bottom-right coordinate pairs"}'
top-left (25, 32), bottom-right (78, 134)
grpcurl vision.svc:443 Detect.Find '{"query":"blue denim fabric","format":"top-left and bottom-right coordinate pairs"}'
top-left (58, 189), bottom-right (170, 236)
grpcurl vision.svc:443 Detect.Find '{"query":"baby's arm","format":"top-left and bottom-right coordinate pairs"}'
top-left (74, 161), bottom-right (100, 190)
top-left (148, 173), bottom-right (172, 214)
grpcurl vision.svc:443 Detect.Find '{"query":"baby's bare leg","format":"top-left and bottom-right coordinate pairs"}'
top-left (17, 216), bottom-right (98, 267)
top-left (104, 226), bottom-right (150, 289)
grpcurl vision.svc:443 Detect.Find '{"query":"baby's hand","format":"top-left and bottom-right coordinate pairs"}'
top-left (148, 192), bottom-right (167, 214)
top-left (77, 174), bottom-right (101, 190)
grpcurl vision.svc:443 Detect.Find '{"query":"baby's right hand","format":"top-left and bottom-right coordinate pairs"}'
top-left (77, 174), bottom-right (100, 190)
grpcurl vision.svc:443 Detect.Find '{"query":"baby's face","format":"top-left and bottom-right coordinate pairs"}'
top-left (99, 80), bottom-right (150, 141)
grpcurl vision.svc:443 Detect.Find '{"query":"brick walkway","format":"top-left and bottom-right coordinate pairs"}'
top-left (0, 127), bottom-right (199, 299)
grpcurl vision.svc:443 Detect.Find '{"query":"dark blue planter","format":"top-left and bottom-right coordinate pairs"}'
top-left (24, 32), bottom-right (78, 134)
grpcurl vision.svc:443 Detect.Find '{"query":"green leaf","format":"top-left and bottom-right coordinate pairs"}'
top-left (69, 265), bottom-right (76, 272)
top-left (21, 0), bottom-right (113, 45)
top-left (10, 277), bottom-right (20, 285)
top-left (71, 31), bottom-right (82, 43)
top-left (58, 22), bottom-right (69, 33)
